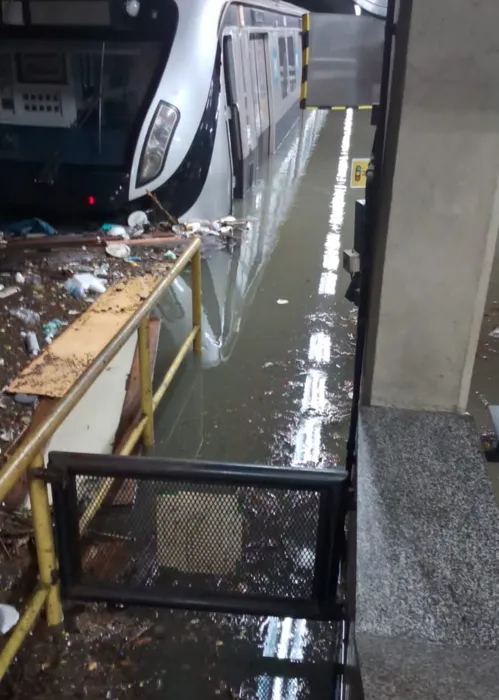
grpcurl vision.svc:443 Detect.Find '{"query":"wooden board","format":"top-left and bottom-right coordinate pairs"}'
top-left (7, 273), bottom-right (164, 399)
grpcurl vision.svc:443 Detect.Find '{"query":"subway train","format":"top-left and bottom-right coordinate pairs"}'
top-left (0, 0), bottom-right (304, 221)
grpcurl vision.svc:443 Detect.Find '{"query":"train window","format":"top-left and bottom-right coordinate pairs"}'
top-left (286, 36), bottom-right (296, 92)
top-left (278, 37), bottom-right (288, 99)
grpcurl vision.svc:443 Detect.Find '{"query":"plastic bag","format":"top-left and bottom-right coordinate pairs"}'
top-left (64, 273), bottom-right (106, 298)
top-left (9, 307), bottom-right (40, 326)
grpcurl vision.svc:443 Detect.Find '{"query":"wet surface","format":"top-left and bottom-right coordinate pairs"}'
top-left (155, 110), bottom-right (373, 470)
top-left (141, 110), bottom-right (373, 698)
top-left (1, 110), bottom-right (374, 699)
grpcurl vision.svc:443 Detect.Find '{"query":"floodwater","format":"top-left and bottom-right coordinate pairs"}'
top-left (5, 109), bottom-right (375, 700)
top-left (131, 109), bottom-right (375, 699)
top-left (154, 109), bottom-right (373, 469)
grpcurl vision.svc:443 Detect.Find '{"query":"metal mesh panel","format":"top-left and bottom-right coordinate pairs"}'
top-left (77, 476), bottom-right (321, 599)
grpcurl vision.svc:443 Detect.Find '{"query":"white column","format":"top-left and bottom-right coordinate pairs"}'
top-left (364, 0), bottom-right (499, 412)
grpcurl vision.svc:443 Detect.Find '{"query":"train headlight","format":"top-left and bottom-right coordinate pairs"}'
top-left (137, 101), bottom-right (179, 187)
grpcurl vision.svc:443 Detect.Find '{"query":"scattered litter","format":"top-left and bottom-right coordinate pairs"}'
top-left (24, 331), bottom-right (40, 357)
top-left (0, 603), bottom-right (19, 634)
top-left (64, 273), bottom-right (106, 298)
top-left (0, 286), bottom-right (19, 299)
top-left (14, 272), bottom-right (25, 284)
top-left (9, 307), bottom-right (40, 326)
top-left (489, 327), bottom-right (499, 339)
top-left (14, 393), bottom-right (38, 405)
top-left (220, 215), bottom-right (236, 224)
top-left (88, 661), bottom-right (98, 672)
top-left (172, 224), bottom-right (188, 236)
top-left (165, 251), bottom-right (177, 261)
top-left (43, 319), bottom-right (65, 344)
top-left (276, 299), bottom-right (289, 305)
top-left (24, 272), bottom-right (43, 286)
top-left (106, 243), bottom-right (131, 259)
top-left (128, 210), bottom-right (149, 228)
top-left (107, 225), bottom-right (129, 239)
top-left (94, 263), bottom-right (110, 277)
top-left (0, 428), bottom-right (14, 442)
top-left (3, 218), bottom-right (57, 236)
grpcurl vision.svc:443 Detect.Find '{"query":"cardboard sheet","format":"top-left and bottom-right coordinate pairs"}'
top-left (7, 274), bottom-right (163, 399)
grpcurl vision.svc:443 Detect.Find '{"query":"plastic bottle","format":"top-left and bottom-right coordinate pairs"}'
top-left (24, 331), bottom-right (40, 357)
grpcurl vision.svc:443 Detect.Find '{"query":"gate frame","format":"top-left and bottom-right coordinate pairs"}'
top-left (46, 452), bottom-right (349, 621)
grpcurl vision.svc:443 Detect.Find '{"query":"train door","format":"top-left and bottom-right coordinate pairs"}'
top-left (223, 33), bottom-right (256, 197)
top-left (249, 34), bottom-right (271, 161)
top-left (222, 35), bottom-right (243, 198)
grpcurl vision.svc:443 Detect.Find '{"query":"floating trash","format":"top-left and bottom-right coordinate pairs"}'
top-left (128, 210), bottom-right (149, 228)
top-left (106, 243), bottom-right (132, 259)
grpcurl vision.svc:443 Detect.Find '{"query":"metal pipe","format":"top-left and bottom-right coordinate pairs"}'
top-left (68, 583), bottom-right (342, 620)
top-left (49, 452), bottom-right (348, 489)
top-left (153, 327), bottom-right (199, 409)
top-left (0, 586), bottom-right (47, 679)
top-left (138, 317), bottom-right (154, 447)
top-left (119, 415), bottom-right (148, 457)
top-left (0, 237), bottom-right (201, 501)
top-left (191, 249), bottom-right (202, 354)
top-left (27, 453), bottom-right (63, 627)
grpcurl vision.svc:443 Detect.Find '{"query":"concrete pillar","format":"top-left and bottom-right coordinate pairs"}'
top-left (363, 0), bottom-right (499, 413)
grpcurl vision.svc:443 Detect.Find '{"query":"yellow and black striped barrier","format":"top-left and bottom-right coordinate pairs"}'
top-left (299, 13), bottom-right (310, 110)
top-left (303, 105), bottom-right (373, 111)
top-left (300, 13), bottom-right (373, 112)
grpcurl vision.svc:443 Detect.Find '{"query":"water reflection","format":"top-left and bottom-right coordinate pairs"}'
top-left (156, 111), bottom-right (327, 370)
top-left (291, 110), bottom-right (354, 469)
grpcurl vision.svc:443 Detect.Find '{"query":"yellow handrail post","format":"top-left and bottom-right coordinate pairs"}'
top-left (28, 454), bottom-right (63, 628)
top-left (138, 315), bottom-right (154, 447)
top-left (0, 586), bottom-right (48, 679)
top-left (191, 247), bottom-right (202, 353)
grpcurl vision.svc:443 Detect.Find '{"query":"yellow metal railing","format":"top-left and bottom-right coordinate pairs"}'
top-left (0, 237), bottom-right (202, 679)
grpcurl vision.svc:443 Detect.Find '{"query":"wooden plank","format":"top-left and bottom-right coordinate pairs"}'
top-left (112, 318), bottom-right (161, 452)
top-left (109, 317), bottom-right (161, 507)
top-left (3, 232), bottom-right (182, 252)
top-left (7, 273), bottom-right (164, 398)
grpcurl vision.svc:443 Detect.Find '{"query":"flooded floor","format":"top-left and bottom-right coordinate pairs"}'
top-left (135, 109), bottom-right (374, 698)
top-left (155, 109), bottom-right (373, 469)
top-left (3, 110), bottom-right (375, 700)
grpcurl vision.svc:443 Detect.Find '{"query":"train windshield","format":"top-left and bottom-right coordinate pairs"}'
top-left (0, 0), bottom-right (178, 171)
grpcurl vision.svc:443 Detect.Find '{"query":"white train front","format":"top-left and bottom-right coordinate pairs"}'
top-left (0, 0), bottom-right (304, 221)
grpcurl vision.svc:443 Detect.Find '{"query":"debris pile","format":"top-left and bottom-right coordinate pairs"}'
top-left (0, 204), bottom-right (251, 471)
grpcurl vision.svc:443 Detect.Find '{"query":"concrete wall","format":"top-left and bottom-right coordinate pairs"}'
top-left (364, 0), bottom-right (499, 412)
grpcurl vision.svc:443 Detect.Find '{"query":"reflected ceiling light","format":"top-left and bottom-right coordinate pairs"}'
top-left (308, 332), bottom-right (332, 364)
top-left (318, 270), bottom-right (338, 296)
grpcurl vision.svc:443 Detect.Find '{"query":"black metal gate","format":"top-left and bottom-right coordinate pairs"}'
top-left (47, 452), bottom-right (349, 621)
